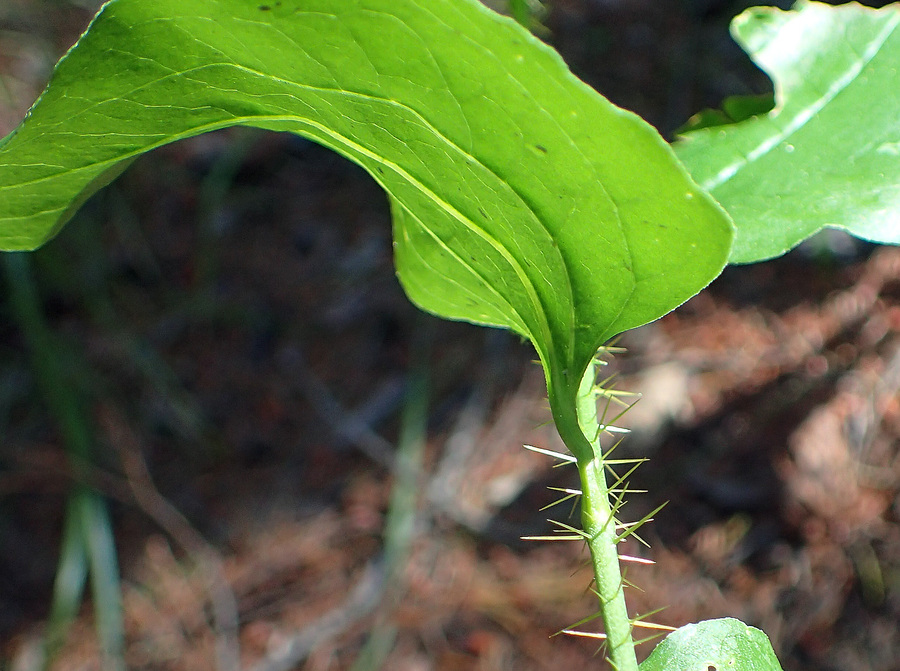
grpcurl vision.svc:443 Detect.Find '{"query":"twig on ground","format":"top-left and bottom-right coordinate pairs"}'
top-left (277, 345), bottom-right (398, 468)
top-left (426, 381), bottom-right (490, 525)
top-left (247, 562), bottom-right (386, 671)
top-left (97, 405), bottom-right (242, 671)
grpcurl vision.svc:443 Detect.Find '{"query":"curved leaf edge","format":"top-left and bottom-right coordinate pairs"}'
top-left (674, 0), bottom-right (900, 265)
top-left (1, 0), bottom-right (734, 434)
top-left (639, 617), bottom-right (785, 671)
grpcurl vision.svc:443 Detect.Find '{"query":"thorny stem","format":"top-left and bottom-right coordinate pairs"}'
top-left (575, 358), bottom-right (638, 671)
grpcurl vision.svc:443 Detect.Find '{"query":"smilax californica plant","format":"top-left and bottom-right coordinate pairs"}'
top-left (1, 0), bottom-right (898, 668)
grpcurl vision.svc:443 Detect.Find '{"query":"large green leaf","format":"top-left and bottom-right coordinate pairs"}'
top-left (639, 618), bottom-right (784, 671)
top-left (0, 0), bottom-right (731, 448)
top-left (676, 1), bottom-right (900, 264)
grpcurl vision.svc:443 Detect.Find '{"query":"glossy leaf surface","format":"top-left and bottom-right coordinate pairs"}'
top-left (0, 0), bottom-right (731, 428)
top-left (639, 618), bottom-right (784, 671)
top-left (676, 1), bottom-right (900, 263)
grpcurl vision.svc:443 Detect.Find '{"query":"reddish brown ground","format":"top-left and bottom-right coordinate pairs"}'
top-left (1, 2), bottom-right (899, 670)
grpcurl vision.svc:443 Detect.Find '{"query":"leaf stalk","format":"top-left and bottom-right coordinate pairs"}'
top-left (574, 357), bottom-right (639, 671)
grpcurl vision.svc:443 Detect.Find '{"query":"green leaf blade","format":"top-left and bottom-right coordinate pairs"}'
top-left (676, 1), bottom-right (900, 264)
top-left (0, 0), bottom-right (732, 412)
top-left (640, 618), bottom-right (785, 671)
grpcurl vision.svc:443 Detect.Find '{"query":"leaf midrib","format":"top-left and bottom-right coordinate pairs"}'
top-left (7, 57), bottom-right (622, 368)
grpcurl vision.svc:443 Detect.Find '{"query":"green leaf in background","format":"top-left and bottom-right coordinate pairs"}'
top-left (676, 93), bottom-right (775, 135)
top-left (675, 1), bottom-right (900, 264)
top-left (639, 618), bottom-right (785, 671)
top-left (0, 0), bottom-right (731, 438)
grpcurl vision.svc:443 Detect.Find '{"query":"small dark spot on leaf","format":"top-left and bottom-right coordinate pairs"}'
top-left (478, 207), bottom-right (487, 218)
top-left (535, 144), bottom-right (547, 153)
top-left (259, 4), bottom-right (271, 10)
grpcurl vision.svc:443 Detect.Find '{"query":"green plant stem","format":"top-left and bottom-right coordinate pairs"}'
top-left (575, 360), bottom-right (638, 671)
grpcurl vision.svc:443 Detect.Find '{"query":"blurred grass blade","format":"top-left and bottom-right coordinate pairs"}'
top-left (43, 489), bottom-right (125, 670)
top-left (2, 253), bottom-right (92, 459)
top-left (43, 496), bottom-right (90, 665)
top-left (2, 252), bottom-right (126, 669)
top-left (350, 316), bottom-right (431, 671)
top-left (78, 488), bottom-right (126, 671)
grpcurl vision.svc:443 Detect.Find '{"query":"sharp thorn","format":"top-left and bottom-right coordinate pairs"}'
top-left (631, 621), bottom-right (676, 632)
top-left (524, 444), bottom-right (575, 462)
top-left (615, 502), bottom-right (667, 544)
top-left (539, 493), bottom-right (579, 511)
top-left (628, 531), bottom-right (653, 549)
top-left (619, 554), bottom-right (655, 565)
top-left (616, 518), bottom-right (654, 531)
top-left (558, 609), bottom-right (603, 635)
top-left (633, 632), bottom-right (666, 646)
top-left (547, 487), bottom-right (582, 495)
top-left (603, 457), bottom-right (648, 466)
top-left (547, 519), bottom-right (589, 538)
top-left (631, 605), bottom-right (669, 622)
top-left (622, 576), bottom-right (645, 593)
top-left (561, 629), bottom-right (607, 640)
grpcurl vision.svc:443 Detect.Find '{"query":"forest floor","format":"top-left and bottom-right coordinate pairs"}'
top-left (1, 1), bottom-right (899, 670)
